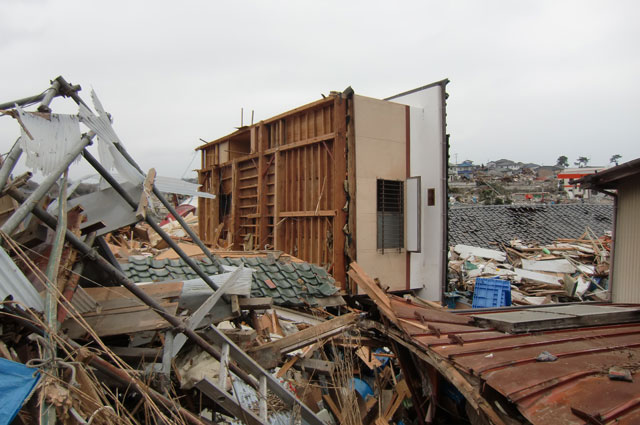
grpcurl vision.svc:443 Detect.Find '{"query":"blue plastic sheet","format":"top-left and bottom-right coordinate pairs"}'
top-left (0, 357), bottom-right (40, 425)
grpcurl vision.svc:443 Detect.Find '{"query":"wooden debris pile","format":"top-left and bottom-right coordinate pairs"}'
top-left (1, 78), bottom-right (384, 425)
top-left (448, 228), bottom-right (612, 306)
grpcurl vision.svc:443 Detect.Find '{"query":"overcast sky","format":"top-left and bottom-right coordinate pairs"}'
top-left (1, 0), bottom-right (638, 181)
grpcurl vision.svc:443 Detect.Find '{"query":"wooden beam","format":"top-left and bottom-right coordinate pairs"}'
top-left (345, 95), bottom-right (357, 291)
top-left (278, 210), bottom-right (336, 217)
top-left (248, 312), bottom-right (357, 355)
top-left (135, 168), bottom-right (156, 220)
top-left (238, 297), bottom-right (272, 310)
top-left (348, 262), bottom-right (398, 323)
top-left (332, 96), bottom-right (348, 289)
top-left (274, 151), bottom-right (284, 250)
top-left (264, 132), bottom-right (335, 155)
top-left (247, 313), bottom-right (357, 368)
top-left (294, 358), bottom-right (335, 375)
top-left (231, 160), bottom-right (239, 249)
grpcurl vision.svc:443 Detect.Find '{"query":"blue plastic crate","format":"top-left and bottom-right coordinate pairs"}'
top-left (472, 278), bottom-right (511, 308)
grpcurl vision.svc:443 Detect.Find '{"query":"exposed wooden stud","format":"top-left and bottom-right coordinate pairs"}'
top-left (332, 96), bottom-right (347, 288)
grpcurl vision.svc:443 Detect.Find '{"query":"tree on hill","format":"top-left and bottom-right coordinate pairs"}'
top-left (574, 157), bottom-right (590, 168)
top-left (556, 155), bottom-right (569, 167)
top-left (610, 154), bottom-right (622, 166)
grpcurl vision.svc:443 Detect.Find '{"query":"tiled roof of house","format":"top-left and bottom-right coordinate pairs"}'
top-left (120, 255), bottom-right (340, 307)
top-left (449, 203), bottom-right (613, 248)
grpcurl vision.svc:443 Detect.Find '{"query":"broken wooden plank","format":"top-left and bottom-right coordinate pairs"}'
top-left (62, 301), bottom-right (178, 338)
top-left (384, 379), bottom-right (410, 420)
top-left (521, 258), bottom-right (576, 274)
top-left (239, 297), bottom-right (272, 310)
top-left (514, 268), bottom-right (562, 286)
top-left (295, 358), bottom-right (335, 375)
top-left (81, 281), bottom-right (184, 310)
top-left (247, 313), bottom-right (357, 368)
top-left (135, 168), bottom-right (156, 220)
top-left (454, 244), bottom-right (506, 262)
top-left (348, 262), bottom-right (397, 322)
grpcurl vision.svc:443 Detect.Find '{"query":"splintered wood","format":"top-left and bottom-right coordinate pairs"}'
top-left (449, 230), bottom-right (612, 306)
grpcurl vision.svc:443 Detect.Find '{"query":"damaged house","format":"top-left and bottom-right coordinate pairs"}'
top-left (1, 76), bottom-right (639, 425)
top-left (197, 81), bottom-right (449, 300)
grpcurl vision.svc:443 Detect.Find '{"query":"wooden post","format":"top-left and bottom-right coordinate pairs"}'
top-left (257, 124), bottom-right (269, 248)
top-left (274, 151), bottom-right (284, 250)
top-left (332, 96), bottom-right (348, 288)
top-left (231, 160), bottom-right (239, 249)
top-left (345, 95), bottom-right (357, 292)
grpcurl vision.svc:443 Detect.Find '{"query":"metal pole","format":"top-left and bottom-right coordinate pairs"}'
top-left (1, 133), bottom-right (94, 235)
top-left (82, 149), bottom-right (221, 292)
top-left (0, 80), bottom-right (76, 110)
top-left (6, 186), bottom-right (258, 389)
top-left (0, 303), bottom-right (206, 425)
top-left (151, 186), bottom-right (219, 264)
top-left (0, 139), bottom-right (23, 193)
top-left (111, 141), bottom-right (219, 264)
top-left (41, 170), bottom-right (68, 425)
top-left (54, 76), bottom-right (219, 265)
top-left (37, 80), bottom-right (62, 113)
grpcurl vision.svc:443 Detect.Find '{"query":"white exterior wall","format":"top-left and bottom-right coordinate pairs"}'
top-left (387, 83), bottom-right (447, 301)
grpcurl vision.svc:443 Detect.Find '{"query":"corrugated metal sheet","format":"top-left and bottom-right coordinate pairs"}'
top-left (612, 174), bottom-right (640, 303)
top-left (0, 247), bottom-right (43, 311)
top-left (154, 176), bottom-right (215, 199)
top-left (69, 286), bottom-right (98, 314)
top-left (387, 296), bottom-right (640, 425)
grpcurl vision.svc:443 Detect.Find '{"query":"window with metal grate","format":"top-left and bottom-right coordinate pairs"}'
top-left (376, 179), bottom-right (404, 252)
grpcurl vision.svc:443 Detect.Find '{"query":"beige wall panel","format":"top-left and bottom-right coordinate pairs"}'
top-left (354, 95), bottom-right (407, 292)
top-left (353, 95), bottom-right (407, 143)
top-left (612, 175), bottom-right (640, 303)
top-left (356, 251), bottom-right (406, 291)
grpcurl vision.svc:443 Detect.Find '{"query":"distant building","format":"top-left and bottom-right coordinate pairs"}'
top-left (487, 159), bottom-right (520, 172)
top-left (521, 163), bottom-right (540, 171)
top-left (536, 165), bottom-right (563, 180)
top-left (449, 160), bottom-right (476, 179)
top-left (557, 167), bottom-right (606, 199)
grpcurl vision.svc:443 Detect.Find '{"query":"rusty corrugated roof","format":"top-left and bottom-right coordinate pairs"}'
top-left (388, 296), bottom-right (640, 424)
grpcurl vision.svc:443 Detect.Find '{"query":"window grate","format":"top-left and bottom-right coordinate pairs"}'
top-left (377, 179), bottom-right (404, 252)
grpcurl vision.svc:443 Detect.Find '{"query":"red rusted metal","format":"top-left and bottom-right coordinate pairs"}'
top-left (388, 300), bottom-right (640, 425)
top-left (448, 327), bottom-right (640, 359)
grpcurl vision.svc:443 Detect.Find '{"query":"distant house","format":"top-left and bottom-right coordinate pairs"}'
top-left (557, 167), bottom-right (606, 198)
top-left (521, 163), bottom-right (540, 171)
top-left (536, 165), bottom-right (562, 180)
top-left (488, 159), bottom-right (520, 172)
top-left (577, 158), bottom-right (640, 303)
top-left (449, 160), bottom-right (476, 179)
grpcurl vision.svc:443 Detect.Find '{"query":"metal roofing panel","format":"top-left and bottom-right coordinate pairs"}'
top-left (0, 247), bottom-right (43, 311)
top-left (69, 286), bottom-right (98, 314)
top-left (388, 298), bottom-right (640, 425)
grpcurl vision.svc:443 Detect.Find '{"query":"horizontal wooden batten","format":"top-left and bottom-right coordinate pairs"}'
top-left (197, 93), bottom-right (349, 289)
top-left (279, 210), bottom-right (336, 218)
top-left (264, 133), bottom-right (335, 155)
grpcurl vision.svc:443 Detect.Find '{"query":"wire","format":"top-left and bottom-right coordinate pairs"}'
top-left (181, 150), bottom-right (198, 179)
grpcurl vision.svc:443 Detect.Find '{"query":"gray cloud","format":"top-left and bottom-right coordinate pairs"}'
top-left (1, 0), bottom-right (638, 181)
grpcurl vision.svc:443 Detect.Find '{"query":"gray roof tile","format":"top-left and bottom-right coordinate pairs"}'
top-left (449, 204), bottom-right (613, 248)
top-left (120, 254), bottom-right (340, 307)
